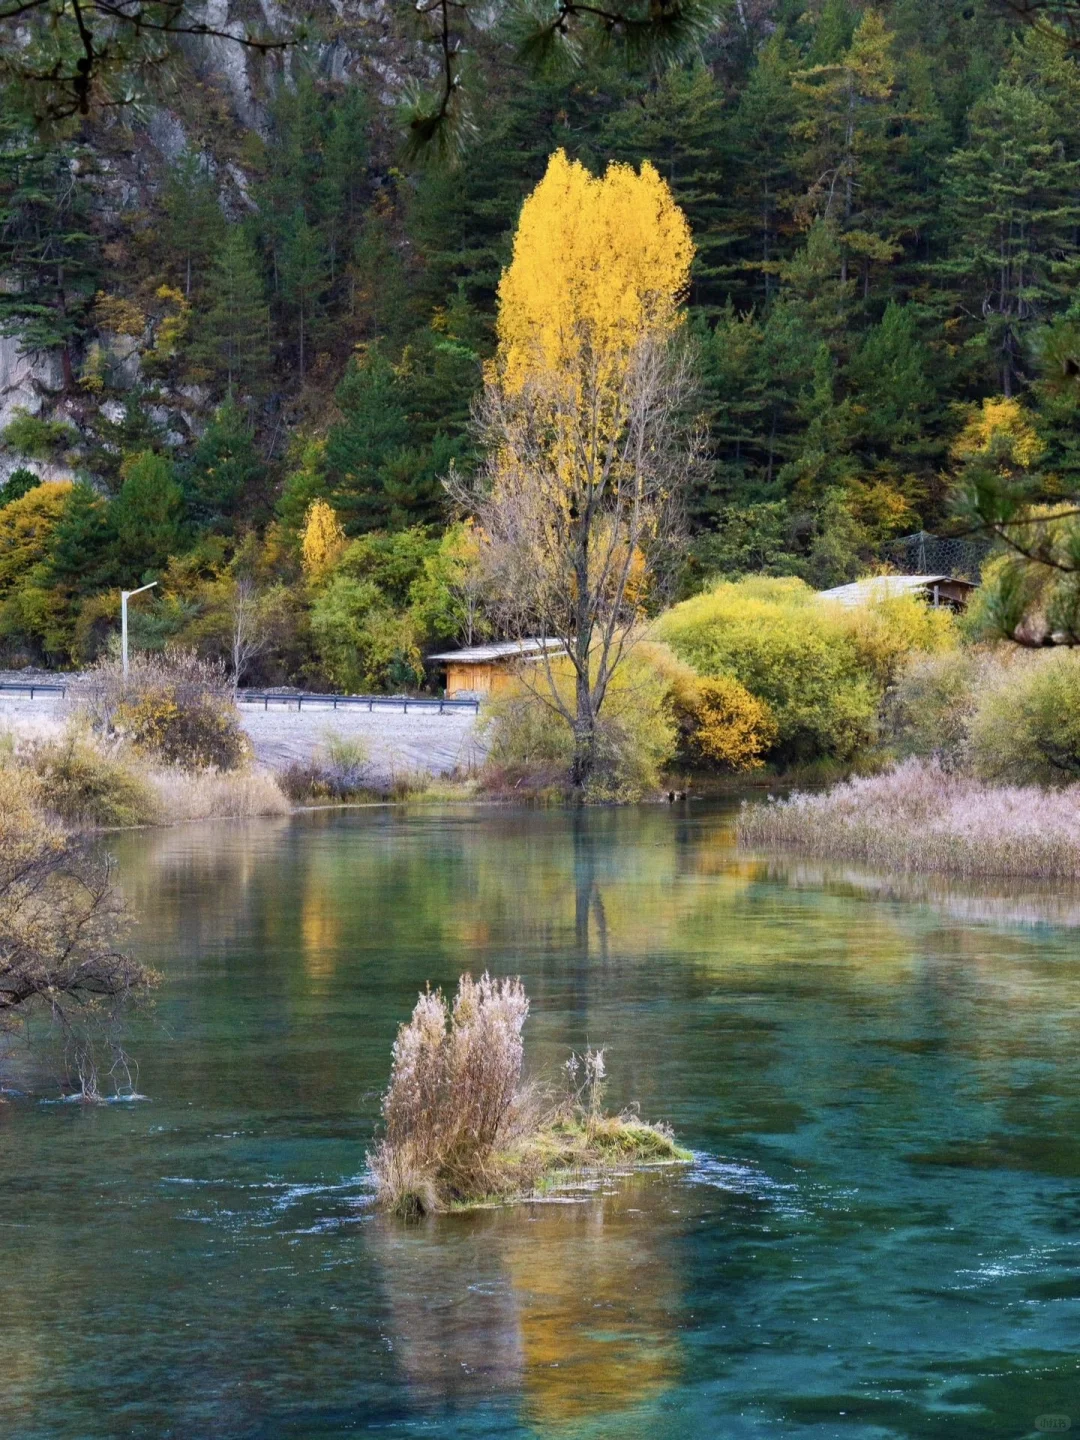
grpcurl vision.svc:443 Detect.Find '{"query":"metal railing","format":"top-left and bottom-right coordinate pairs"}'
top-left (238, 691), bottom-right (480, 715)
top-left (0, 681), bottom-right (67, 699)
top-left (0, 680), bottom-right (479, 714)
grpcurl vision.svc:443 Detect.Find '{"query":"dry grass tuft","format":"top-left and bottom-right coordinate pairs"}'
top-left (143, 766), bottom-right (290, 823)
top-left (369, 973), bottom-right (688, 1217)
top-left (738, 758), bottom-right (1080, 879)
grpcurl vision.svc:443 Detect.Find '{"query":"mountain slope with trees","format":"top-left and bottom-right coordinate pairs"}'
top-left (0, 0), bottom-right (1077, 682)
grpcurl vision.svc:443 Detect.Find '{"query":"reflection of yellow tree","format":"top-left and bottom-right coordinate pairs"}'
top-left (502, 1186), bottom-right (680, 1428)
top-left (300, 875), bottom-right (340, 981)
top-left (368, 1175), bottom-right (683, 1429)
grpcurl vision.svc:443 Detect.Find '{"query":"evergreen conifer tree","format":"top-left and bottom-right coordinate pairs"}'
top-left (944, 75), bottom-right (1080, 394)
top-left (194, 226), bottom-right (271, 394)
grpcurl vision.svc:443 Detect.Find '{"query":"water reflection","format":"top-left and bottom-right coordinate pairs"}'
top-left (756, 852), bottom-right (1080, 929)
top-left (370, 1171), bottom-right (685, 1430)
top-left (3, 805), bottom-right (1080, 1438)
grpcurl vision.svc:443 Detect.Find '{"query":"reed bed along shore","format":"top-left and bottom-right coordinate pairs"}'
top-left (738, 759), bottom-right (1080, 880)
top-left (144, 765), bottom-right (290, 823)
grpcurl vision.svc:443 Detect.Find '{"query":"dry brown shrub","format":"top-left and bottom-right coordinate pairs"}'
top-left (369, 974), bottom-right (535, 1215)
top-left (0, 767), bottom-right (155, 1095)
top-left (74, 650), bottom-right (246, 771)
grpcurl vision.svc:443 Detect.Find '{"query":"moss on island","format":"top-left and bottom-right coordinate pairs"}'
top-left (368, 973), bottom-right (691, 1217)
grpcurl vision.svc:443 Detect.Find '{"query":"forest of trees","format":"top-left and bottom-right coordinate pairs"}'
top-left (1, 0), bottom-right (1079, 683)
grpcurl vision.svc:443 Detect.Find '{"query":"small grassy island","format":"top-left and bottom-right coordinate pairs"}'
top-left (368, 973), bottom-right (689, 1217)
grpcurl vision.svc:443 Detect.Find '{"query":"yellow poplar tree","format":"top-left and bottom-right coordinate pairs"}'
top-left (496, 147), bottom-right (694, 394)
top-left (455, 149), bottom-right (700, 788)
top-left (300, 499), bottom-right (346, 578)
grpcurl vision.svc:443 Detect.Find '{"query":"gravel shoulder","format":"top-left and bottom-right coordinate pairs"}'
top-left (237, 701), bottom-right (484, 780)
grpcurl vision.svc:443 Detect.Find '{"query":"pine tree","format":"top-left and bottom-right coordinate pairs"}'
top-left (280, 211), bottom-right (328, 382)
top-left (110, 451), bottom-right (185, 579)
top-left (0, 110), bottom-right (99, 385)
top-left (43, 482), bottom-right (117, 594)
top-left (944, 75), bottom-right (1080, 395)
top-left (318, 86), bottom-right (369, 286)
top-left (323, 349), bottom-right (411, 530)
top-left (193, 226), bottom-right (271, 394)
top-left (161, 152), bottom-right (226, 300)
top-left (716, 31), bottom-right (803, 307)
top-left (350, 204), bottom-right (411, 346)
top-left (792, 9), bottom-right (902, 293)
top-left (846, 299), bottom-right (942, 469)
top-left (183, 400), bottom-right (266, 531)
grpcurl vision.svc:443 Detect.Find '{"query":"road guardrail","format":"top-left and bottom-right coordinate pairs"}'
top-left (239, 691), bottom-right (480, 714)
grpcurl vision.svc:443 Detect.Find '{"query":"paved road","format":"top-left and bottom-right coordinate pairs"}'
top-left (0, 685), bottom-right (484, 781)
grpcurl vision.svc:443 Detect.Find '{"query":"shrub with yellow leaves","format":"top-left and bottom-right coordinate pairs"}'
top-left (301, 499), bottom-right (347, 579)
top-left (636, 641), bottom-right (777, 772)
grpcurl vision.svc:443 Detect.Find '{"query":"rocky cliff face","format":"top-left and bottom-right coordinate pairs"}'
top-left (0, 0), bottom-right (425, 491)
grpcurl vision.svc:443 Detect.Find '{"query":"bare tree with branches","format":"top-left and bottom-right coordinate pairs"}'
top-left (0, 771), bottom-right (154, 1096)
top-left (229, 577), bottom-right (272, 696)
top-left (452, 331), bottom-right (702, 788)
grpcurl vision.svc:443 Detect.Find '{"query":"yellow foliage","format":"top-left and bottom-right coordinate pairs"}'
top-left (832, 591), bottom-right (957, 690)
top-left (950, 396), bottom-right (1043, 469)
top-left (495, 148), bottom-right (694, 396)
top-left (91, 291), bottom-right (146, 337)
top-left (637, 641), bottom-right (777, 771)
top-left (0, 481), bottom-right (73, 596)
top-left (79, 342), bottom-right (107, 393)
top-left (153, 285), bottom-right (191, 358)
top-left (301, 499), bottom-right (346, 578)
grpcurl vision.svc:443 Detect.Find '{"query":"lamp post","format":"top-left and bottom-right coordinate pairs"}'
top-left (121, 582), bottom-right (157, 678)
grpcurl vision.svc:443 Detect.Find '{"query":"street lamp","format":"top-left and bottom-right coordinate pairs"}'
top-left (121, 582), bottom-right (157, 678)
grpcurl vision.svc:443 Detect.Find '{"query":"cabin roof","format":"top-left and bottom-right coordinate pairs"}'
top-left (817, 574), bottom-right (977, 608)
top-left (427, 638), bottom-right (566, 664)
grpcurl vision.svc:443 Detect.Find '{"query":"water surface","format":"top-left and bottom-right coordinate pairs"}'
top-left (2, 804), bottom-right (1079, 1438)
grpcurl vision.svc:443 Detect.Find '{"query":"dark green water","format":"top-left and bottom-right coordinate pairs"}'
top-left (3, 804), bottom-right (1080, 1439)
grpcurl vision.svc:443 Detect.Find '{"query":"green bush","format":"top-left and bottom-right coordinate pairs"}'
top-left (29, 732), bottom-right (160, 827)
top-left (656, 577), bottom-right (878, 765)
top-left (886, 649), bottom-right (983, 769)
top-left (309, 574), bottom-right (424, 692)
top-left (969, 649), bottom-right (1080, 785)
top-left (2, 409), bottom-right (77, 460)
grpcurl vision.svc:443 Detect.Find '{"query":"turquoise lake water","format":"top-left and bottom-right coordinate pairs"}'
top-left (2, 803), bottom-right (1079, 1438)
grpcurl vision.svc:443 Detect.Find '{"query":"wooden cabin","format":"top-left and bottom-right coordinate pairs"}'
top-left (817, 574), bottom-right (976, 611)
top-left (428, 639), bottom-right (565, 698)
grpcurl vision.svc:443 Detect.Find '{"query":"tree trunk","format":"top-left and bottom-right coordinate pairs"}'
top-left (570, 692), bottom-right (597, 791)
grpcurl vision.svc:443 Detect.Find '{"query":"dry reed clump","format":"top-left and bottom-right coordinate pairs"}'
top-left (368, 973), bottom-right (688, 1217)
top-left (738, 758), bottom-right (1080, 879)
top-left (142, 765), bottom-right (290, 823)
